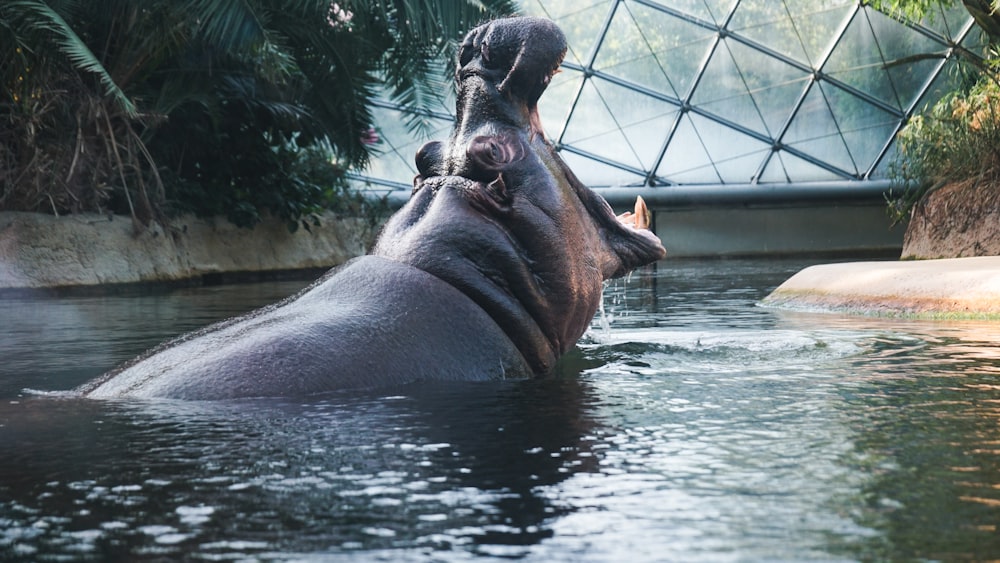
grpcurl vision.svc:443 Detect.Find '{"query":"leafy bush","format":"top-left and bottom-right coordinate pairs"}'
top-left (0, 0), bottom-right (517, 229)
top-left (888, 72), bottom-right (1000, 223)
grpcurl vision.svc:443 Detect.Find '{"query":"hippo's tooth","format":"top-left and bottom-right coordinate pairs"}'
top-left (616, 196), bottom-right (652, 230)
top-left (634, 195), bottom-right (651, 230)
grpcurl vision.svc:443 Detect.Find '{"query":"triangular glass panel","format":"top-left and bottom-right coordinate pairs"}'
top-left (869, 141), bottom-right (899, 180)
top-left (594, 2), bottom-right (716, 100)
top-left (823, 8), bottom-right (903, 110)
top-left (916, 1), bottom-right (975, 41)
top-left (367, 104), bottom-right (452, 185)
top-left (751, 76), bottom-right (812, 138)
top-left (538, 71), bottom-right (584, 142)
top-left (961, 25), bottom-right (990, 58)
top-left (690, 38), bottom-right (770, 136)
top-left (657, 113), bottom-right (721, 183)
top-left (819, 81), bottom-right (901, 176)
top-left (520, 0), bottom-right (610, 66)
top-left (864, 7), bottom-right (951, 111)
top-left (558, 150), bottom-right (646, 188)
top-left (782, 0), bottom-right (856, 67)
top-left (728, 0), bottom-right (805, 62)
top-left (759, 149), bottom-right (845, 183)
top-left (755, 151), bottom-right (787, 182)
top-left (716, 38), bottom-right (812, 136)
top-left (713, 145), bottom-right (772, 183)
top-left (644, 0), bottom-right (733, 26)
top-left (560, 77), bottom-right (678, 172)
top-left (907, 58), bottom-right (971, 114)
top-left (887, 56), bottom-right (949, 113)
top-left (703, 0), bottom-right (739, 26)
top-left (728, 0), bottom-right (853, 67)
top-left (781, 81), bottom-right (856, 175)
top-left (686, 112), bottom-right (773, 183)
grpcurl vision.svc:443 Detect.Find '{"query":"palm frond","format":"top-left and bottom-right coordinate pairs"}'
top-left (6, 0), bottom-right (137, 117)
top-left (185, 0), bottom-right (286, 55)
top-left (364, 0), bottom-right (520, 136)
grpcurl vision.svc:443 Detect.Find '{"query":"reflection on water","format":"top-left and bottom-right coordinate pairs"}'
top-left (2, 258), bottom-right (1000, 560)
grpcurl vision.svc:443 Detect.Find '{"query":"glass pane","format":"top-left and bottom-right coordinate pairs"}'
top-left (366, 105), bottom-right (453, 185)
top-left (559, 150), bottom-right (646, 187)
top-left (908, 58), bottom-right (972, 115)
top-left (869, 7), bottom-right (950, 111)
top-left (822, 9), bottom-right (898, 109)
top-left (594, 2), bottom-right (716, 100)
top-left (690, 38), bottom-right (770, 135)
top-left (688, 113), bottom-right (773, 183)
top-left (693, 37), bottom-right (811, 136)
top-left (561, 77), bottom-right (680, 172)
top-left (869, 142), bottom-right (898, 180)
top-left (728, 0), bottom-right (854, 67)
top-left (643, 0), bottom-right (736, 26)
top-left (520, 0), bottom-right (611, 66)
top-left (759, 150), bottom-right (844, 182)
top-left (657, 113), bottom-right (721, 183)
top-left (703, 0), bottom-right (739, 26)
top-left (538, 70), bottom-right (584, 142)
top-left (960, 25), bottom-right (990, 58)
top-left (820, 82), bottom-right (902, 175)
top-left (783, 0), bottom-right (856, 68)
top-left (657, 112), bottom-right (770, 183)
top-left (917, 1), bottom-right (974, 41)
top-left (781, 82), bottom-right (856, 174)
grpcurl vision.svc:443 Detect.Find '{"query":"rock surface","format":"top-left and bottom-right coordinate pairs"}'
top-left (0, 212), bottom-right (375, 290)
top-left (761, 256), bottom-right (1000, 319)
top-left (902, 179), bottom-right (1000, 259)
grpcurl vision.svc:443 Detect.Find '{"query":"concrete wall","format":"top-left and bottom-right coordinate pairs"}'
top-left (595, 182), bottom-right (904, 258)
top-left (0, 211), bottom-right (377, 291)
top-left (1, 180), bottom-right (902, 291)
top-left (652, 203), bottom-right (904, 258)
top-left (385, 181), bottom-right (905, 257)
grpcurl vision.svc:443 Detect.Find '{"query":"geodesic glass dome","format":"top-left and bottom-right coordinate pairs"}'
top-left (356, 0), bottom-right (982, 194)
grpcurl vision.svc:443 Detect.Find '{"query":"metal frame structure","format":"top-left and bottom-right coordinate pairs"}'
top-left (352, 0), bottom-right (983, 201)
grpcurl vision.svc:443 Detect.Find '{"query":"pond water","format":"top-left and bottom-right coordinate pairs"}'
top-left (2, 258), bottom-right (1000, 561)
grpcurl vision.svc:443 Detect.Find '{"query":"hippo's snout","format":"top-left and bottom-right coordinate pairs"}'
top-left (458, 17), bottom-right (567, 106)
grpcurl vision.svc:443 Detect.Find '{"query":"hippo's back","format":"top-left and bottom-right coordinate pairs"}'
top-left (80, 256), bottom-right (532, 400)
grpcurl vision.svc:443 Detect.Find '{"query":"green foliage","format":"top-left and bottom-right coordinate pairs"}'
top-left (869, 0), bottom-right (959, 21)
top-left (876, 0), bottom-right (1000, 223)
top-left (888, 72), bottom-right (1000, 222)
top-left (0, 0), bottom-right (517, 229)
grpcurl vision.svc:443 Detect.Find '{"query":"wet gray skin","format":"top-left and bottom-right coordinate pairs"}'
top-left (375, 16), bottom-right (666, 374)
top-left (80, 17), bottom-right (666, 400)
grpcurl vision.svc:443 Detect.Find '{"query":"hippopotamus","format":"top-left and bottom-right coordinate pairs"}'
top-left (78, 17), bottom-right (666, 400)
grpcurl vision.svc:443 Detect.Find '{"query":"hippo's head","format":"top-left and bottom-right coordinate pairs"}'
top-left (373, 17), bottom-right (666, 375)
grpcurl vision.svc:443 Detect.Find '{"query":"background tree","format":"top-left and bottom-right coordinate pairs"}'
top-left (873, 0), bottom-right (1000, 223)
top-left (0, 0), bottom-right (517, 229)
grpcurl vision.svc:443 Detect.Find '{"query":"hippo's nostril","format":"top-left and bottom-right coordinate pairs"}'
top-left (467, 135), bottom-right (527, 179)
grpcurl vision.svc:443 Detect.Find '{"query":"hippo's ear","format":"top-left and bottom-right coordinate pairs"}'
top-left (416, 141), bottom-right (445, 178)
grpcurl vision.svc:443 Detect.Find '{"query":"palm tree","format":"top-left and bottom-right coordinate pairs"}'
top-left (0, 0), bottom-right (518, 227)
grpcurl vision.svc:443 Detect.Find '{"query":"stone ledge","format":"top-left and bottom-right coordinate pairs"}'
top-left (761, 256), bottom-right (1000, 319)
top-left (0, 211), bottom-right (376, 290)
